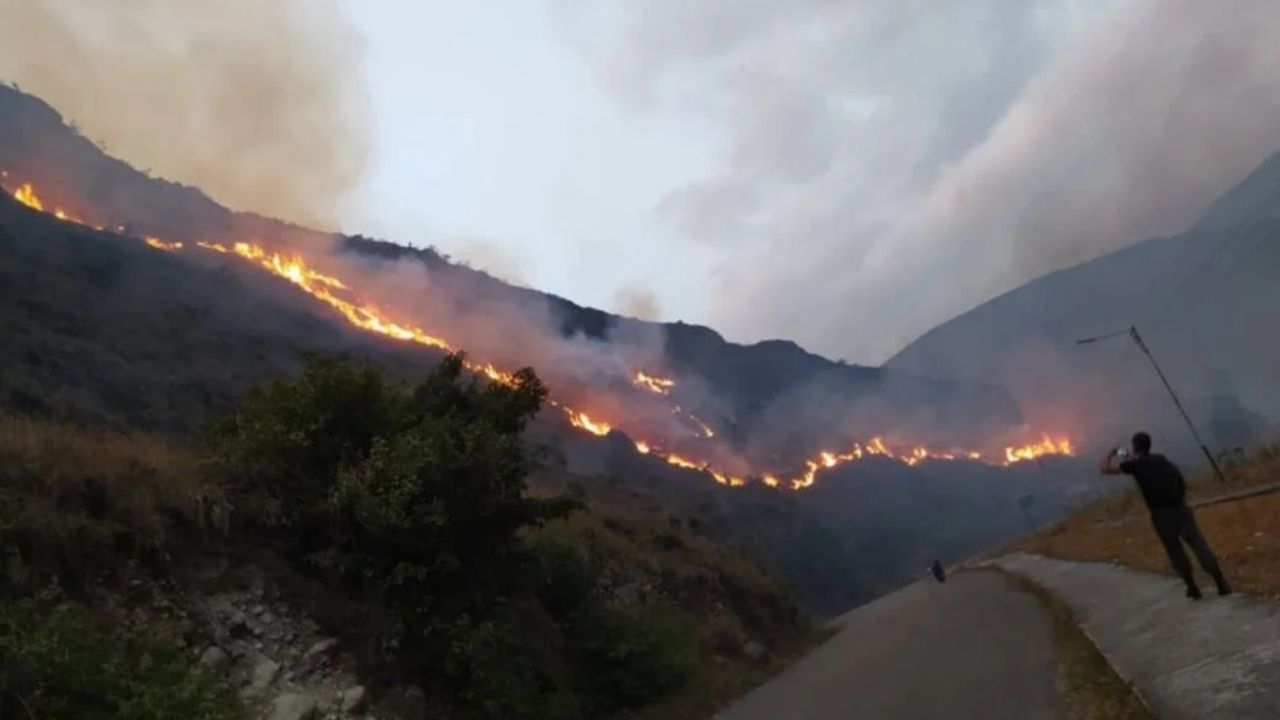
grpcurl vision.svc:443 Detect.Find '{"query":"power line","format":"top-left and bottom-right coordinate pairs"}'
top-left (1076, 325), bottom-right (1228, 483)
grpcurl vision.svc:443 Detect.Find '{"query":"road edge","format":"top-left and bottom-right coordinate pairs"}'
top-left (979, 567), bottom-right (1157, 720)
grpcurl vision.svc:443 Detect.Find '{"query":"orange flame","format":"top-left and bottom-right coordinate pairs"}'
top-left (13, 183), bottom-right (43, 211)
top-left (9, 175), bottom-right (1079, 491)
top-left (1003, 435), bottom-right (1074, 464)
top-left (633, 371), bottom-right (676, 395)
top-left (145, 236), bottom-right (184, 252)
top-left (566, 409), bottom-right (612, 436)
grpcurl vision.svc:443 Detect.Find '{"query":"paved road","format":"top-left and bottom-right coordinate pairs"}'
top-left (995, 553), bottom-right (1280, 719)
top-left (717, 571), bottom-right (1068, 720)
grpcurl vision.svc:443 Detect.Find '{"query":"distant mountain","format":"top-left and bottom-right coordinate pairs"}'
top-left (889, 153), bottom-right (1280, 461)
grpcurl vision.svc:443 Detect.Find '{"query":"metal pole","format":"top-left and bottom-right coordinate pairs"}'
top-left (1127, 326), bottom-right (1229, 484)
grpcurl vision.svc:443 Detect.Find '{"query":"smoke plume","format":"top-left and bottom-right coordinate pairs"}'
top-left (0, 0), bottom-right (369, 228)
top-left (554, 0), bottom-right (1280, 363)
top-left (614, 285), bottom-right (662, 321)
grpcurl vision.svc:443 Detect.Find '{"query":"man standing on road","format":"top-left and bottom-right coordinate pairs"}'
top-left (1101, 431), bottom-right (1232, 599)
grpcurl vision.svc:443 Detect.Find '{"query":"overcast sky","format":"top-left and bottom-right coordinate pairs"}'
top-left (8, 1), bottom-right (1280, 364)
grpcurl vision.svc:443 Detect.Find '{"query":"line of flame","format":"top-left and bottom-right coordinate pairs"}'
top-left (6, 176), bottom-right (1077, 490)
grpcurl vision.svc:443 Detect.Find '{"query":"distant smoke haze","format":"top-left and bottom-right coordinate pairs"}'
top-left (614, 285), bottom-right (662, 321)
top-left (0, 0), bottom-right (370, 228)
top-left (554, 0), bottom-right (1280, 362)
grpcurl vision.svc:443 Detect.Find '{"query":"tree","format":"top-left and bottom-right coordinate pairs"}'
top-left (211, 353), bottom-right (579, 703)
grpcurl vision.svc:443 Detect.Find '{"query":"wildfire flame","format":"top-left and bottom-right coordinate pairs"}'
top-left (4, 174), bottom-right (1079, 491)
top-left (14, 183), bottom-right (43, 211)
top-left (1004, 435), bottom-right (1075, 464)
top-left (633, 371), bottom-right (676, 395)
top-left (566, 409), bottom-right (612, 437)
top-left (145, 236), bottom-right (184, 252)
top-left (12, 182), bottom-right (80, 222)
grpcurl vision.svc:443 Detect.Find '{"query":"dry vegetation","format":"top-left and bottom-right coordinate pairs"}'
top-left (0, 412), bottom-right (229, 583)
top-left (0, 413), bottom-right (241, 720)
top-left (529, 483), bottom-right (823, 719)
top-left (1019, 439), bottom-right (1280, 603)
top-left (998, 571), bottom-right (1155, 720)
top-left (0, 401), bottom-right (816, 719)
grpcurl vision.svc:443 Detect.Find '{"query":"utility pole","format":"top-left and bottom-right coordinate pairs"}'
top-left (1076, 325), bottom-right (1228, 483)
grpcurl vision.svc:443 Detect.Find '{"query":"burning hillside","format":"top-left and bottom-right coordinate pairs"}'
top-left (6, 174), bottom-right (1076, 489)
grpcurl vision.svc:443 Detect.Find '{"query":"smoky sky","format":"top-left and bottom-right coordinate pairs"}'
top-left (6, 1), bottom-right (1280, 367)
top-left (0, 0), bottom-right (369, 228)
top-left (553, 0), bottom-right (1280, 363)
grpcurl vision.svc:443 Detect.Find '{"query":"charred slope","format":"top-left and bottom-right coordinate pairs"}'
top-left (888, 152), bottom-right (1280, 460)
top-left (0, 187), bottom-right (1095, 617)
top-left (0, 195), bottom-right (445, 431)
top-left (0, 83), bottom-right (1091, 615)
top-left (0, 82), bottom-right (1021, 457)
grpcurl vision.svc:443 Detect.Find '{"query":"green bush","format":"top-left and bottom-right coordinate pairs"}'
top-left (575, 607), bottom-right (697, 711)
top-left (0, 593), bottom-right (241, 720)
top-left (212, 353), bottom-right (583, 715)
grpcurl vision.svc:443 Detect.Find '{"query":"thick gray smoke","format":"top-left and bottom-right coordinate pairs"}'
top-left (553, 0), bottom-right (1280, 363)
top-left (0, 0), bottom-right (369, 228)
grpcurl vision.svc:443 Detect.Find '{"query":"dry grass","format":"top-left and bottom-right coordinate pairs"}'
top-left (528, 482), bottom-right (822, 720)
top-left (998, 570), bottom-right (1155, 720)
top-left (0, 412), bottom-right (229, 581)
top-left (1020, 439), bottom-right (1280, 604)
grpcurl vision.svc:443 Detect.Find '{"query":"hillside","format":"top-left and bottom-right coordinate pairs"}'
top-left (0, 81), bottom-right (1101, 617)
top-left (0, 371), bottom-right (811, 719)
top-left (0, 189), bottom-right (1092, 617)
top-left (889, 153), bottom-right (1280, 464)
top-left (0, 82), bottom-right (1021, 461)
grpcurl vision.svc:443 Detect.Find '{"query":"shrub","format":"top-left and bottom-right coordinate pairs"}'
top-left (0, 593), bottom-right (241, 720)
top-left (0, 413), bottom-right (228, 592)
top-left (211, 353), bottom-right (580, 713)
top-left (210, 354), bottom-right (407, 526)
top-left (575, 607), bottom-right (696, 711)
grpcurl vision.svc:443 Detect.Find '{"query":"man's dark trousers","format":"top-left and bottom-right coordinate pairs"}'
top-left (1151, 505), bottom-right (1226, 590)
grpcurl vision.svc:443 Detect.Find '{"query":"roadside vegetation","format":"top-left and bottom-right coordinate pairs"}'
top-left (1019, 438), bottom-right (1280, 604)
top-left (0, 412), bottom-right (239, 719)
top-left (0, 353), bottom-right (810, 720)
top-left (998, 571), bottom-right (1155, 720)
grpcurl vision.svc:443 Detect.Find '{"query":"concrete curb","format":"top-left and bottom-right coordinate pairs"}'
top-left (987, 553), bottom-right (1280, 720)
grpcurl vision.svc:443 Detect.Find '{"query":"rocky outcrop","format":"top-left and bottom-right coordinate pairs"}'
top-left (115, 567), bottom-right (390, 720)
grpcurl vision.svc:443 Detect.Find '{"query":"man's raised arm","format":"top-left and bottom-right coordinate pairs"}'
top-left (1100, 448), bottom-right (1124, 475)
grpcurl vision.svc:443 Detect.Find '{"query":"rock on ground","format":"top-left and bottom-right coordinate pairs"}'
top-left (265, 692), bottom-right (317, 720)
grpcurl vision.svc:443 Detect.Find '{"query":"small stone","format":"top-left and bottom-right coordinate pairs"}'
top-left (266, 693), bottom-right (317, 720)
top-left (303, 637), bottom-right (340, 672)
top-left (383, 685), bottom-right (426, 720)
top-left (252, 656), bottom-right (282, 689)
top-left (199, 646), bottom-right (231, 673)
top-left (340, 685), bottom-right (367, 714)
top-left (307, 637), bottom-right (340, 658)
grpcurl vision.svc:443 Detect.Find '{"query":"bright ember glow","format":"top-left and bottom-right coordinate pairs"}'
top-left (1004, 435), bottom-right (1075, 464)
top-left (633, 371), bottom-right (676, 395)
top-left (8, 175), bottom-right (1079, 491)
top-left (566, 409), bottom-right (612, 436)
top-left (145, 236), bottom-right (184, 252)
top-left (14, 183), bottom-right (43, 211)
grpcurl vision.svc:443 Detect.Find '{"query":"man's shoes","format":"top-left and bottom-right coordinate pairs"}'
top-left (1186, 586), bottom-right (1203, 600)
top-left (1217, 583), bottom-right (1233, 597)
